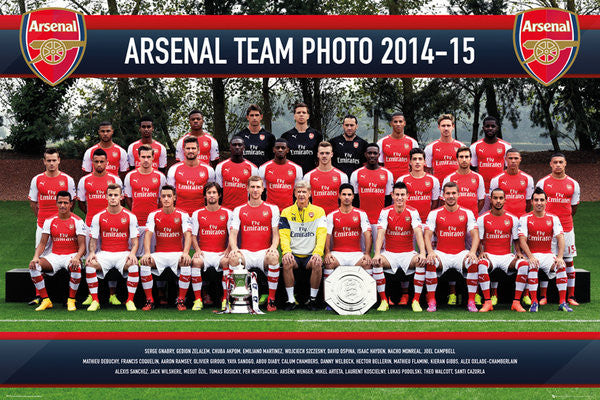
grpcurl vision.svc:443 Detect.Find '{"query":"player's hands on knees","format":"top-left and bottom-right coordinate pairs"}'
top-left (361, 254), bottom-right (372, 267)
top-left (324, 253), bottom-right (335, 267)
top-left (266, 247), bottom-right (278, 259)
top-left (371, 254), bottom-right (382, 267)
top-left (479, 252), bottom-right (490, 262)
top-left (466, 251), bottom-right (478, 264)
top-left (529, 256), bottom-right (540, 268)
top-left (180, 253), bottom-right (192, 266)
top-left (69, 257), bottom-right (81, 271)
top-left (192, 251), bottom-right (203, 260)
top-left (282, 252), bottom-right (294, 265)
top-left (310, 254), bottom-right (322, 268)
top-left (415, 253), bottom-right (427, 267)
top-left (426, 252), bottom-right (438, 265)
top-left (126, 253), bottom-right (138, 266)
top-left (29, 258), bottom-right (39, 270)
top-left (140, 253), bottom-right (152, 266)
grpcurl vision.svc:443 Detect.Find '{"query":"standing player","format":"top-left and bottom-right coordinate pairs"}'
top-left (140, 185), bottom-right (192, 311)
top-left (280, 102), bottom-right (323, 174)
top-left (518, 187), bottom-right (571, 312)
top-left (168, 136), bottom-right (216, 215)
top-left (259, 138), bottom-right (303, 211)
top-left (489, 148), bottom-right (534, 218)
top-left (237, 104), bottom-right (276, 167)
top-left (279, 181), bottom-right (327, 311)
top-left (442, 147), bottom-right (485, 217)
top-left (127, 116), bottom-right (167, 172)
top-left (469, 116), bottom-right (511, 210)
top-left (86, 184), bottom-right (140, 311)
top-left (215, 136), bottom-right (259, 211)
top-left (536, 153), bottom-right (580, 306)
top-left (124, 145), bottom-right (166, 256)
top-left (425, 114), bottom-right (465, 182)
top-left (477, 188), bottom-right (530, 312)
top-left (304, 141), bottom-right (349, 215)
top-left (228, 176), bottom-right (280, 311)
top-left (372, 182), bottom-right (427, 312)
top-left (377, 112), bottom-right (419, 181)
top-left (77, 148), bottom-right (123, 306)
top-left (29, 192), bottom-right (86, 311)
top-left (175, 109), bottom-right (219, 167)
top-left (82, 121), bottom-right (128, 177)
top-left (350, 144), bottom-right (394, 233)
top-left (330, 114), bottom-right (368, 178)
top-left (191, 183), bottom-right (233, 311)
top-left (324, 184), bottom-right (372, 282)
top-left (423, 182), bottom-right (480, 312)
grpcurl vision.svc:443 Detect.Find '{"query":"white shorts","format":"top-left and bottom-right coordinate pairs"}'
top-left (331, 251), bottom-right (364, 267)
top-left (435, 250), bottom-right (470, 276)
top-left (151, 252), bottom-right (182, 276)
top-left (485, 253), bottom-right (517, 274)
top-left (381, 250), bottom-right (417, 274)
top-left (532, 253), bottom-right (558, 280)
top-left (95, 251), bottom-right (129, 279)
top-left (200, 251), bottom-right (226, 271)
top-left (240, 249), bottom-right (267, 271)
top-left (41, 252), bottom-right (78, 276)
top-left (35, 225), bottom-right (52, 257)
top-left (552, 230), bottom-right (576, 260)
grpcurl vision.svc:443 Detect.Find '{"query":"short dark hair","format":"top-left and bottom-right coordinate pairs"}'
top-left (275, 138), bottom-right (288, 146)
top-left (532, 186), bottom-right (547, 200)
top-left (490, 187), bottom-right (505, 198)
top-left (410, 147), bottom-right (425, 159)
top-left (343, 114), bottom-right (358, 124)
top-left (189, 109), bottom-right (203, 118)
top-left (183, 136), bottom-right (199, 146)
top-left (393, 181), bottom-right (407, 193)
top-left (92, 148), bottom-right (107, 158)
top-left (56, 190), bottom-right (72, 201)
top-left (98, 121), bottom-right (112, 129)
top-left (106, 183), bottom-right (122, 193)
top-left (339, 183), bottom-right (354, 194)
top-left (246, 104), bottom-right (262, 115)
top-left (482, 115), bottom-right (499, 125)
top-left (390, 111), bottom-right (405, 121)
top-left (204, 182), bottom-right (223, 198)
top-left (506, 148), bottom-right (520, 156)
top-left (442, 181), bottom-right (458, 193)
top-left (293, 102), bottom-right (309, 113)
top-left (160, 184), bottom-right (177, 196)
top-left (44, 148), bottom-right (60, 158)
top-left (456, 146), bottom-right (471, 158)
top-left (230, 135), bottom-right (244, 144)
top-left (551, 152), bottom-right (566, 160)
top-left (137, 144), bottom-right (154, 155)
top-left (366, 143), bottom-right (380, 152)
top-left (140, 116), bottom-right (153, 125)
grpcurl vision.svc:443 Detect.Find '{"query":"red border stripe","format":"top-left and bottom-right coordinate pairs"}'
top-left (1, 332), bottom-right (599, 340)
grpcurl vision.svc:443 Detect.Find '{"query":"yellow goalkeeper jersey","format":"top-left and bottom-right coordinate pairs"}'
top-left (279, 202), bottom-right (327, 257)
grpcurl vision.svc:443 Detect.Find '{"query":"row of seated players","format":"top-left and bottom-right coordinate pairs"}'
top-left (28, 111), bottom-right (580, 310)
top-left (28, 173), bottom-right (571, 314)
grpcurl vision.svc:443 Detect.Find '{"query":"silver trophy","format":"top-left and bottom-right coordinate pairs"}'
top-left (229, 264), bottom-right (252, 313)
top-left (324, 266), bottom-right (377, 315)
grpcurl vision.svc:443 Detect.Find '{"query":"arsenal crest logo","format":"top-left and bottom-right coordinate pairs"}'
top-left (199, 171), bottom-right (205, 178)
top-left (546, 219), bottom-right (552, 226)
top-left (243, 169), bottom-right (249, 175)
top-left (353, 216), bottom-right (358, 222)
top-left (220, 215), bottom-right (226, 221)
top-left (20, 8), bottom-right (86, 86)
top-left (497, 147), bottom-right (503, 154)
top-left (353, 142), bottom-right (359, 149)
top-left (263, 211), bottom-right (269, 217)
top-left (459, 215), bottom-right (465, 221)
top-left (69, 223), bottom-right (74, 230)
top-left (287, 170), bottom-right (293, 176)
top-left (259, 134), bottom-right (265, 141)
top-left (309, 133), bottom-right (314, 140)
top-left (504, 219), bottom-right (510, 226)
top-left (58, 181), bottom-right (65, 186)
top-left (332, 176), bottom-right (338, 182)
top-left (514, 8), bottom-right (580, 86)
top-left (174, 218), bottom-right (180, 224)
top-left (425, 181), bottom-right (431, 187)
top-left (121, 218), bottom-right (127, 224)
top-left (112, 151), bottom-right (118, 158)
top-left (152, 177), bottom-right (158, 183)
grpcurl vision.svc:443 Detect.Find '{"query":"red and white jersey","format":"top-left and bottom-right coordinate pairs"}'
top-left (259, 160), bottom-right (303, 211)
top-left (82, 143), bottom-right (128, 174)
top-left (477, 211), bottom-right (519, 256)
top-left (469, 139), bottom-right (511, 191)
top-left (397, 173), bottom-right (441, 223)
top-left (536, 175), bottom-right (580, 232)
top-left (231, 202), bottom-right (279, 251)
top-left (377, 134), bottom-right (419, 181)
top-left (167, 162), bottom-right (216, 214)
top-left (442, 171), bottom-right (485, 216)
top-left (28, 172), bottom-right (76, 228)
top-left (489, 171), bottom-right (534, 217)
top-left (191, 207), bottom-right (232, 253)
top-left (123, 169), bottom-right (166, 226)
top-left (77, 173), bottom-right (123, 226)
top-left (518, 212), bottom-right (563, 254)
top-left (350, 166), bottom-right (394, 224)
top-left (377, 205), bottom-right (422, 253)
top-left (91, 208), bottom-right (138, 252)
top-left (42, 213), bottom-right (86, 255)
top-left (127, 139), bottom-right (167, 169)
top-left (424, 139), bottom-right (465, 181)
top-left (146, 208), bottom-right (191, 253)
top-left (304, 167), bottom-right (349, 215)
top-left (326, 208), bottom-right (371, 253)
top-left (214, 159), bottom-right (259, 211)
top-left (426, 206), bottom-right (477, 254)
top-left (175, 132), bottom-right (219, 164)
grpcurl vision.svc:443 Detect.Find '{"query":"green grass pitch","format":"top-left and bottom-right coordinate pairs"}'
top-left (1, 201), bottom-right (599, 398)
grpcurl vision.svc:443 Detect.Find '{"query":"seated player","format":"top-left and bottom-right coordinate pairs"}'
top-left (518, 187), bottom-right (571, 312)
top-left (279, 180), bottom-right (327, 311)
top-left (28, 191), bottom-right (86, 311)
top-left (372, 182), bottom-right (427, 312)
top-left (140, 185), bottom-right (193, 311)
top-left (228, 176), bottom-right (280, 311)
top-left (423, 182), bottom-right (481, 312)
top-left (476, 188), bottom-right (530, 312)
top-left (86, 184), bottom-right (140, 311)
top-left (191, 182), bottom-right (233, 311)
top-left (323, 184), bottom-right (372, 281)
